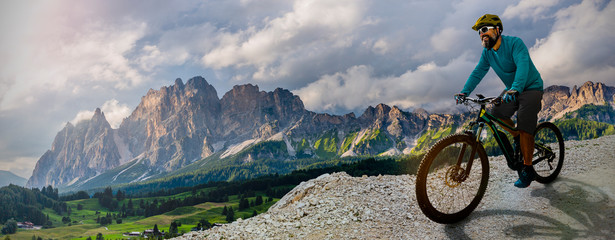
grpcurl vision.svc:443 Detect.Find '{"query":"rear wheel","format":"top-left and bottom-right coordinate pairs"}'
top-left (532, 122), bottom-right (564, 183)
top-left (416, 134), bottom-right (489, 224)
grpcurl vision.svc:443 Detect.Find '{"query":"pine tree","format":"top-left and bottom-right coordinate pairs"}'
top-left (239, 198), bottom-right (249, 210)
top-left (169, 221), bottom-right (178, 235)
top-left (153, 224), bottom-right (160, 234)
top-left (116, 189), bottom-right (125, 201)
top-left (225, 207), bottom-right (234, 222)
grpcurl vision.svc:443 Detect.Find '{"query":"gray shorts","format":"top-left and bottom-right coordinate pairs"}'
top-left (491, 90), bottom-right (543, 134)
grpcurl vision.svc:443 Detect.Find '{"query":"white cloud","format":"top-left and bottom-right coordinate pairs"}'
top-left (138, 45), bottom-right (190, 72)
top-left (294, 53), bottom-right (482, 114)
top-left (530, 0), bottom-right (615, 87)
top-left (54, 20), bottom-right (149, 90)
top-left (202, 0), bottom-right (369, 80)
top-left (431, 27), bottom-right (466, 53)
top-left (0, 14), bottom-right (149, 112)
top-left (503, 0), bottom-right (561, 20)
top-left (372, 38), bottom-right (390, 55)
top-left (71, 99), bottom-right (131, 128)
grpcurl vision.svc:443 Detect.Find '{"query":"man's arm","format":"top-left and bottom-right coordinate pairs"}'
top-left (461, 51), bottom-right (490, 95)
top-left (510, 38), bottom-right (531, 93)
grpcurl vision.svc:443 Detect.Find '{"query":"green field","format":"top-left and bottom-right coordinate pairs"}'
top-left (6, 191), bottom-right (279, 240)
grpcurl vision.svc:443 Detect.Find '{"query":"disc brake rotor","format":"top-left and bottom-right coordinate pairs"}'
top-left (444, 165), bottom-right (466, 188)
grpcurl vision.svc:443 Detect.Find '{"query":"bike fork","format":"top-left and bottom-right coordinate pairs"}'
top-left (456, 123), bottom-right (485, 179)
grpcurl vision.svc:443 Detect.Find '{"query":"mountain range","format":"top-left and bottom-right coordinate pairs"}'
top-left (26, 77), bottom-right (615, 191)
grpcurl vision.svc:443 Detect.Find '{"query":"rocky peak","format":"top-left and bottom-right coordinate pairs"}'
top-left (175, 78), bottom-right (184, 88)
top-left (94, 107), bottom-right (103, 116)
top-left (222, 84), bottom-right (261, 101)
top-left (185, 76), bottom-right (218, 95)
top-left (544, 85), bottom-right (570, 97)
top-left (27, 107), bottom-right (120, 188)
top-left (568, 81), bottom-right (614, 106)
top-left (388, 106), bottom-right (405, 119)
top-left (117, 76), bottom-right (221, 170)
top-left (220, 84), bottom-right (307, 139)
top-left (375, 103), bottom-right (391, 115)
top-left (541, 81), bottom-right (615, 121)
top-left (413, 108), bottom-right (430, 118)
top-left (129, 76), bottom-right (218, 118)
top-left (360, 103), bottom-right (392, 121)
top-left (89, 108), bottom-right (109, 128)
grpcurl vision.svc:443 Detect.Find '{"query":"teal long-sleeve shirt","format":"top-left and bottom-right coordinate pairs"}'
top-left (462, 35), bottom-right (543, 95)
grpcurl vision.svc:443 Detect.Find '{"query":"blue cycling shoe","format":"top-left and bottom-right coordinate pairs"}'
top-left (514, 165), bottom-right (536, 188)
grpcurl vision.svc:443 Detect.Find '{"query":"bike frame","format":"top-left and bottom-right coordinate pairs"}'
top-left (471, 104), bottom-right (517, 162)
top-left (460, 96), bottom-right (555, 171)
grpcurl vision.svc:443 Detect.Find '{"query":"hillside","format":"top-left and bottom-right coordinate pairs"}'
top-left (181, 135), bottom-right (615, 239)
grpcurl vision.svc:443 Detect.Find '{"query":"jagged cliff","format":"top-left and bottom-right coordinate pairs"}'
top-left (540, 81), bottom-right (615, 121)
top-left (27, 109), bottom-right (121, 187)
top-left (118, 77), bottom-right (221, 171)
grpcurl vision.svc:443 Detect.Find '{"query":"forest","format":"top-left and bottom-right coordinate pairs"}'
top-left (0, 185), bottom-right (66, 227)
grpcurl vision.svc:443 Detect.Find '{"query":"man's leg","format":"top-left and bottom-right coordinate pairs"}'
top-left (498, 118), bottom-right (519, 137)
top-left (514, 90), bottom-right (542, 188)
top-left (515, 130), bottom-right (536, 188)
top-left (519, 130), bottom-right (534, 165)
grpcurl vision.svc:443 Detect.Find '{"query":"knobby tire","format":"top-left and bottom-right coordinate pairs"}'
top-left (416, 134), bottom-right (489, 224)
top-left (533, 122), bottom-right (565, 183)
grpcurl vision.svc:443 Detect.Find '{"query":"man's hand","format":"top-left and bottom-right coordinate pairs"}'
top-left (503, 90), bottom-right (518, 103)
top-left (454, 93), bottom-right (467, 104)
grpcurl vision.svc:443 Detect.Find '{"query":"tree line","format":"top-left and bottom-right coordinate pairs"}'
top-left (82, 156), bottom-right (421, 220)
top-left (556, 118), bottom-right (615, 140)
top-left (0, 184), bottom-right (66, 227)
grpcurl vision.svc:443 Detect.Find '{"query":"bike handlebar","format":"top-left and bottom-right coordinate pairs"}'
top-left (458, 94), bottom-right (500, 106)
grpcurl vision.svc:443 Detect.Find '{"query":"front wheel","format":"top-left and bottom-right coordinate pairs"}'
top-left (416, 134), bottom-right (489, 224)
top-left (532, 122), bottom-right (564, 183)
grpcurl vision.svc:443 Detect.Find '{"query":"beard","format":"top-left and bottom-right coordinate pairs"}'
top-left (481, 33), bottom-right (498, 49)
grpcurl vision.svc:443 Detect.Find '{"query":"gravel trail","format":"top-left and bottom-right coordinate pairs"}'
top-left (176, 135), bottom-right (615, 239)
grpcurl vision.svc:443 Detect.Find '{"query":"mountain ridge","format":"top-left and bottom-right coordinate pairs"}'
top-left (540, 81), bottom-right (615, 122)
top-left (26, 78), bottom-right (615, 191)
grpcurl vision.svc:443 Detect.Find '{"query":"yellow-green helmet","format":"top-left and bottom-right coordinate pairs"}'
top-left (472, 14), bottom-right (503, 31)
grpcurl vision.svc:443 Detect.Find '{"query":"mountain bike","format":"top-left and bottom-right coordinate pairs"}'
top-left (415, 94), bottom-right (565, 224)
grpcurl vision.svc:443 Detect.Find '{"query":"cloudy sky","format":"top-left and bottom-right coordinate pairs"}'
top-left (1, 0), bottom-right (614, 179)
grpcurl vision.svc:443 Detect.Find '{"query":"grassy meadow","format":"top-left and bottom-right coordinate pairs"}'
top-left (5, 191), bottom-right (279, 240)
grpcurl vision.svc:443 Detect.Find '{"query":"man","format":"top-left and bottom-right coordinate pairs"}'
top-left (455, 14), bottom-right (544, 188)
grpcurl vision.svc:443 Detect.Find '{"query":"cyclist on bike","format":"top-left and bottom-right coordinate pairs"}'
top-left (455, 14), bottom-right (544, 188)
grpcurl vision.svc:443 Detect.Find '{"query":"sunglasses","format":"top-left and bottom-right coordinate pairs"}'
top-left (478, 26), bottom-right (495, 35)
